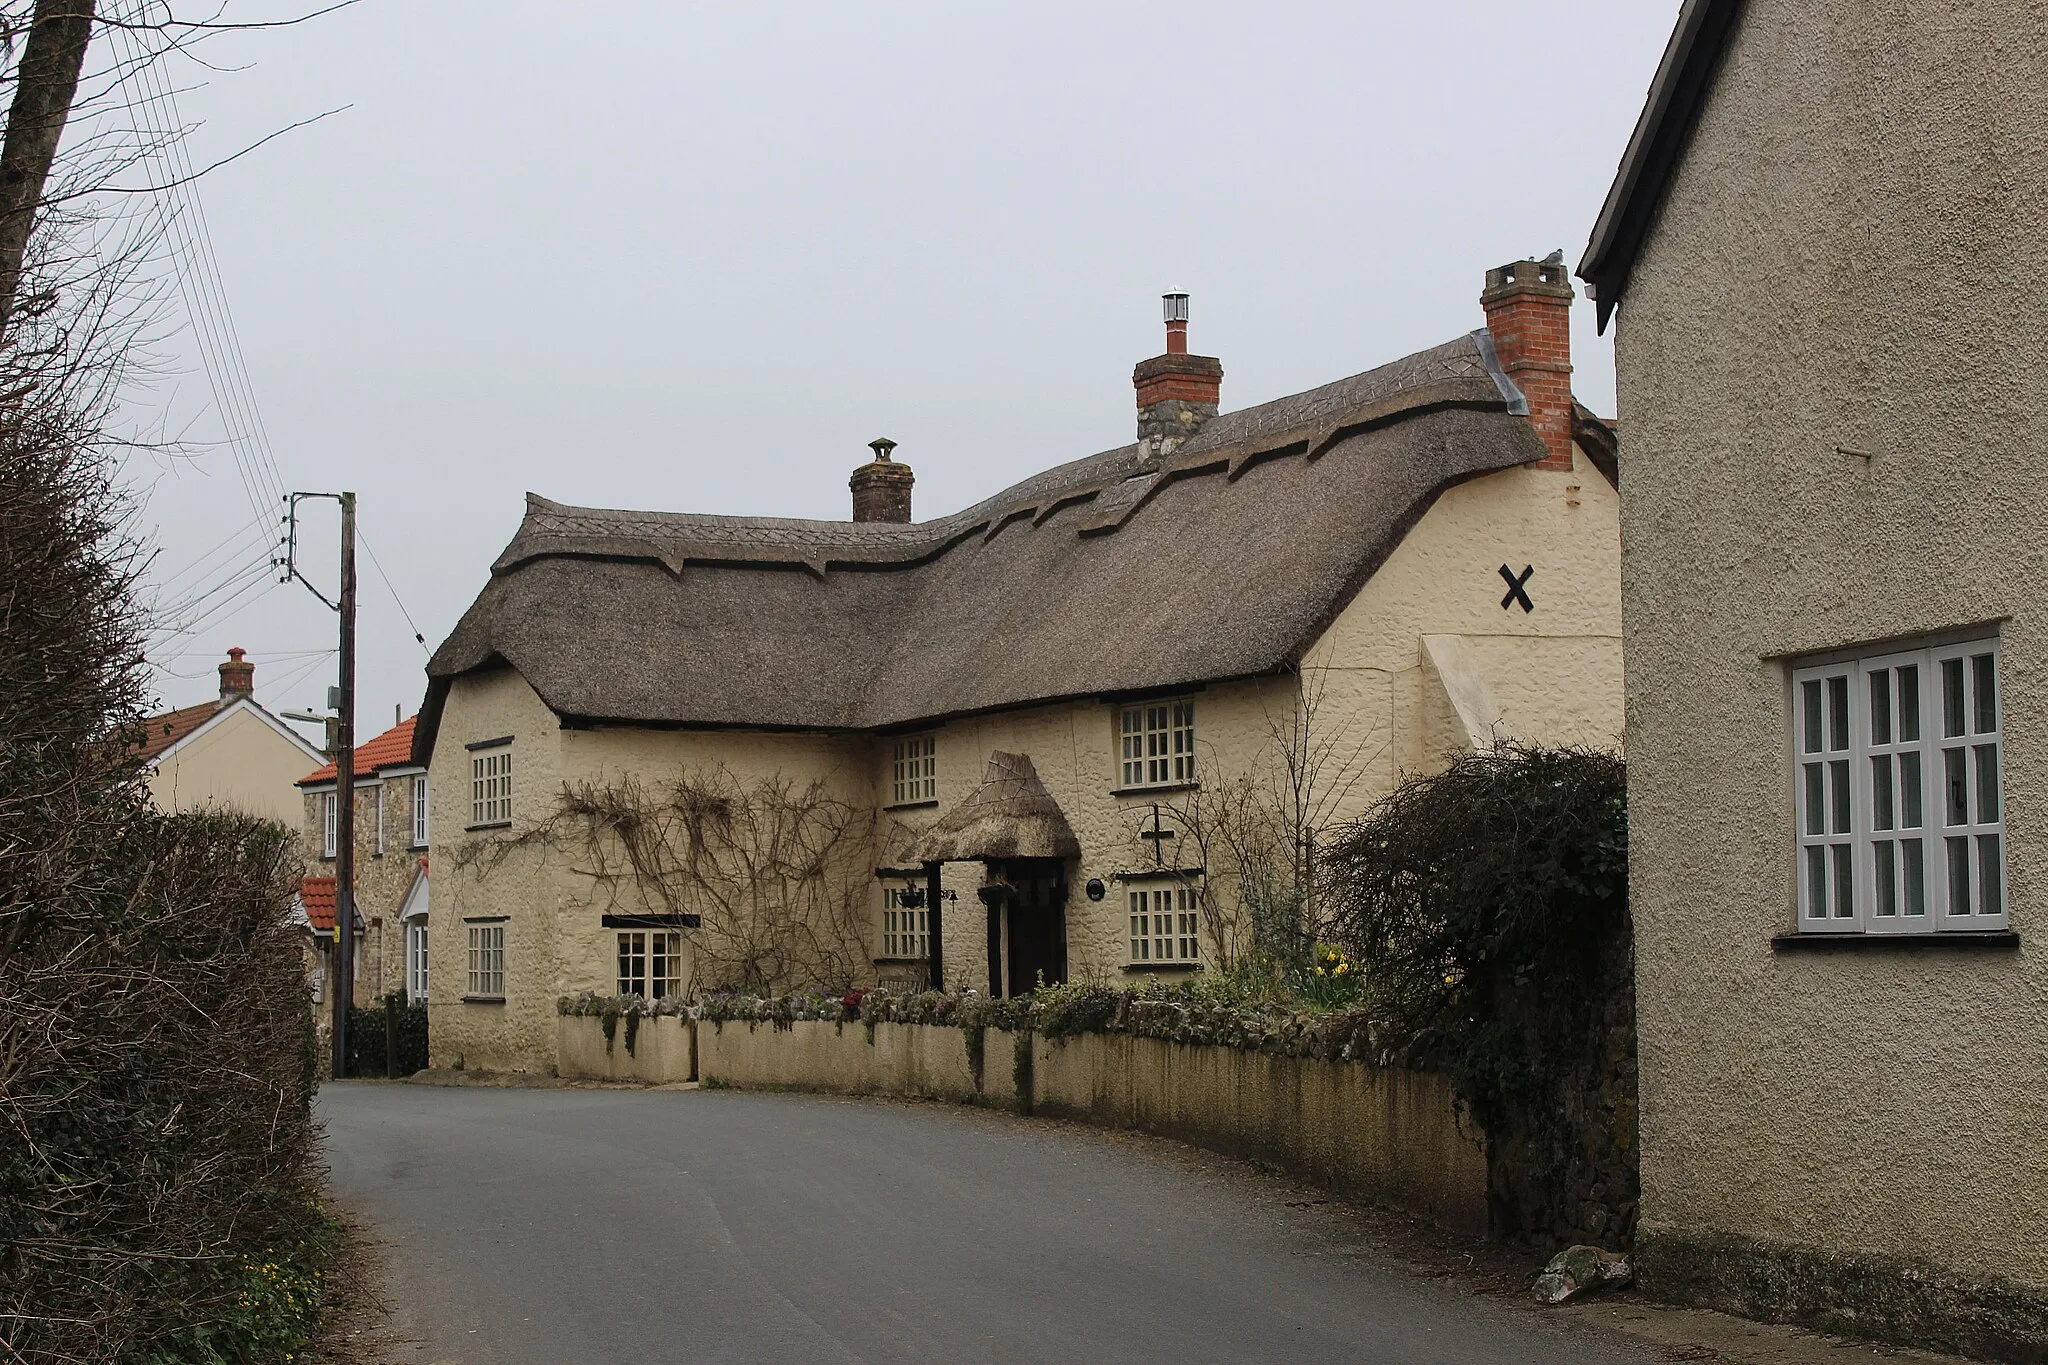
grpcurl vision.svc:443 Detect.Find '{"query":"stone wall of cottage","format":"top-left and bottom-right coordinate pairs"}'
top-left (300, 767), bottom-right (428, 1006)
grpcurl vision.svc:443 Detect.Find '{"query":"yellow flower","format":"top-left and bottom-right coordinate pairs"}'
top-left (1313, 966), bottom-right (1325, 976)
top-left (1335, 962), bottom-right (1349, 975)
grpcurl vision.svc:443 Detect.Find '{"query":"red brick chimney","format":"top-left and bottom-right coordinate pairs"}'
top-left (218, 646), bottom-right (254, 702)
top-left (1481, 255), bottom-right (1576, 470)
top-left (1134, 292), bottom-right (1223, 464)
top-left (850, 437), bottom-right (913, 523)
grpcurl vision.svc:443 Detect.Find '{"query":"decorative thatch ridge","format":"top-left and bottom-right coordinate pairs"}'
top-left (913, 752), bottom-right (1080, 863)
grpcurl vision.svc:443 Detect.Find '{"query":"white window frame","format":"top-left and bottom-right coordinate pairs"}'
top-left (465, 923), bottom-right (505, 999)
top-left (1127, 884), bottom-right (1201, 965)
top-left (881, 886), bottom-right (929, 960)
top-left (615, 930), bottom-right (682, 1000)
top-left (471, 749), bottom-right (512, 826)
top-left (373, 783), bottom-right (385, 856)
top-left (1119, 700), bottom-right (1196, 789)
top-left (405, 919), bottom-right (429, 1001)
top-left (1791, 638), bottom-right (2006, 934)
top-left (890, 734), bottom-right (937, 806)
top-left (412, 773), bottom-right (430, 847)
top-left (321, 790), bottom-right (337, 859)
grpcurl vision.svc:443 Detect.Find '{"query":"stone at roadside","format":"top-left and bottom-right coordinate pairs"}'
top-left (1532, 1244), bottom-right (1633, 1305)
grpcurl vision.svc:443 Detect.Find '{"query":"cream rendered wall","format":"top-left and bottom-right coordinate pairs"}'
top-left (147, 706), bottom-right (313, 826)
top-left (427, 666), bottom-right (564, 1071)
top-left (888, 676), bottom-right (1298, 992)
top-left (1613, 0), bottom-right (2048, 1292)
top-left (1307, 451), bottom-right (1623, 813)
top-left (553, 724), bottom-right (870, 1001)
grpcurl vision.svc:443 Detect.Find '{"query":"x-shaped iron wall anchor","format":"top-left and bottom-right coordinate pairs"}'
top-left (1499, 563), bottom-right (1535, 613)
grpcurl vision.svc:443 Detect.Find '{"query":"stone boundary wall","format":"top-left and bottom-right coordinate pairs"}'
top-left (696, 1020), bottom-right (1486, 1233)
top-left (556, 1014), bottom-right (695, 1084)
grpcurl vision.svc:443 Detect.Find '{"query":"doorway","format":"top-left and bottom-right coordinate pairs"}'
top-left (983, 859), bottom-right (1068, 998)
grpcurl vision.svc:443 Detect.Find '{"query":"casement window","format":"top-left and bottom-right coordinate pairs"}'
top-left (465, 924), bottom-right (505, 998)
top-left (1792, 639), bottom-right (2006, 933)
top-left (471, 749), bottom-right (512, 826)
top-left (616, 930), bottom-right (682, 1000)
top-left (405, 920), bottom-right (429, 1001)
top-left (1128, 885), bottom-right (1200, 965)
top-left (412, 774), bottom-right (430, 847)
top-left (321, 791), bottom-right (337, 859)
top-left (373, 784), bottom-right (385, 855)
top-left (891, 734), bottom-right (937, 806)
top-left (881, 886), bottom-right (929, 960)
top-left (1120, 701), bottom-right (1196, 789)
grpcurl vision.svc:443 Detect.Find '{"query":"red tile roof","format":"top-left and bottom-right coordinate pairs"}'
top-left (299, 715), bottom-right (418, 786)
top-left (299, 875), bottom-right (338, 931)
top-left (132, 700), bottom-right (222, 763)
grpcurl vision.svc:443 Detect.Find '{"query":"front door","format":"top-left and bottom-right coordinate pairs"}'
top-left (988, 860), bottom-right (1067, 997)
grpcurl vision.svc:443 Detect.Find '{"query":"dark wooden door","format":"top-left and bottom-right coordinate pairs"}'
top-left (1003, 862), bottom-right (1067, 997)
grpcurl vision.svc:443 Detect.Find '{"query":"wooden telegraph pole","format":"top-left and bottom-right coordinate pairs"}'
top-left (331, 491), bottom-right (357, 1077)
top-left (282, 489), bottom-right (358, 1078)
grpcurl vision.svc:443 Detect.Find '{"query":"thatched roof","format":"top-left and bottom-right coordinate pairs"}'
top-left (415, 329), bottom-right (1552, 757)
top-left (912, 752), bottom-right (1080, 863)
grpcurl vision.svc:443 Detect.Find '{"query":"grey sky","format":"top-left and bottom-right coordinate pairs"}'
top-left (131, 0), bottom-right (1676, 740)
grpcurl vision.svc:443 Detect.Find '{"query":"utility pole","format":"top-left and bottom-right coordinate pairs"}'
top-left (281, 489), bottom-right (358, 1079)
top-left (332, 491), bottom-right (357, 1078)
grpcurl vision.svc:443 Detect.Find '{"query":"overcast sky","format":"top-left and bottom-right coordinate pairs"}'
top-left (128, 0), bottom-right (1677, 741)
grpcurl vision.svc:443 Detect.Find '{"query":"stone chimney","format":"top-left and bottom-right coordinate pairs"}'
top-left (850, 437), bottom-right (913, 523)
top-left (218, 646), bottom-right (254, 702)
top-left (1481, 255), bottom-right (1576, 470)
top-left (1134, 292), bottom-right (1223, 464)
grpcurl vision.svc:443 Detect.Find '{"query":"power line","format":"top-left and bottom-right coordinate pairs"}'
top-left (356, 525), bottom-right (429, 651)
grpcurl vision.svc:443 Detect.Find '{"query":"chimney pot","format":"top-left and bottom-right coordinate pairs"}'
top-left (850, 438), bottom-right (914, 523)
top-left (1135, 292), bottom-right (1221, 464)
top-left (1482, 255), bottom-right (1576, 470)
top-left (218, 646), bottom-right (255, 702)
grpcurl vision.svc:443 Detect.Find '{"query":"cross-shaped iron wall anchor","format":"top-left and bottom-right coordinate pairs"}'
top-left (1499, 563), bottom-right (1535, 613)
top-left (1140, 804), bottom-right (1178, 866)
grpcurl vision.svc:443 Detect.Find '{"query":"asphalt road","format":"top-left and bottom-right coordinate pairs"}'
top-left (322, 1083), bottom-right (1661, 1365)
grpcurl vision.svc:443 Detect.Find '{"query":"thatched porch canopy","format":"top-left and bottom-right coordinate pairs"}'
top-left (913, 752), bottom-right (1080, 864)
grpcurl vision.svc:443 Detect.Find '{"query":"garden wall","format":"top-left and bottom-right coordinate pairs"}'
top-left (555, 1014), bottom-right (696, 1083)
top-left (696, 1020), bottom-right (1486, 1232)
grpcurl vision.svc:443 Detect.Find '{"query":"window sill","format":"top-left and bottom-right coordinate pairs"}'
top-left (1111, 782), bottom-right (1199, 798)
top-left (465, 821), bottom-right (512, 832)
top-left (883, 799), bottom-right (939, 812)
top-left (1122, 962), bottom-right (1202, 973)
top-left (1771, 930), bottom-right (2019, 953)
top-left (460, 995), bottom-right (506, 1004)
top-left (872, 956), bottom-right (931, 965)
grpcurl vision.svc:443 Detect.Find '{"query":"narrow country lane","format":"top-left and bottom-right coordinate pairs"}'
top-left (321, 1083), bottom-right (1659, 1365)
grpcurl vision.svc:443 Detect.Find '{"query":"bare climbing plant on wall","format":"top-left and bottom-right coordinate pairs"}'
top-left (459, 766), bottom-right (877, 995)
top-left (1131, 663), bottom-right (1381, 971)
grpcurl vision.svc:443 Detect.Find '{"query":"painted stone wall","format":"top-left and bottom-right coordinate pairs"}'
top-left (1613, 0), bottom-right (2048, 1321)
top-left (696, 1021), bottom-right (1486, 1233)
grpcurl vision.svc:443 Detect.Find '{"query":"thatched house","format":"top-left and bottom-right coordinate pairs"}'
top-left (415, 262), bottom-right (1624, 1072)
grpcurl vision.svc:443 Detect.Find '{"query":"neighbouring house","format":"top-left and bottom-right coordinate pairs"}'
top-left (414, 263), bottom-right (1626, 1073)
top-left (297, 714), bottom-right (430, 1009)
top-left (133, 648), bottom-right (326, 825)
top-left (1580, 0), bottom-right (2046, 1355)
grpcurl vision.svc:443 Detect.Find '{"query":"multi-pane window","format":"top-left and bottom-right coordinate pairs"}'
top-left (471, 749), bottom-right (512, 825)
top-left (405, 920), bottom-right (429, 1001)
top-left (1793, 640), bottom-right (2005, 932)
top-left (465, 924), bottom-right (505, 998)
top-left (891, 735), bottom-right (937, 805)
top-left (1120, 701), bottom-right (1196, 788)
top-left (882, 886), bottom-right (929, 959)
top-left (1128, 886), bottom-right (1200, 964)
top-left (411, 774), bottom-right (430, 847)
top-left (321, 791), bottom-right (338, 859)
top-left (616, 930), bottom-right (682, 999)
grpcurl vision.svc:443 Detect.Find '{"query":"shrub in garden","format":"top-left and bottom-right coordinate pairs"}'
top-left (1320, 742), bottom-right (1636, 1249)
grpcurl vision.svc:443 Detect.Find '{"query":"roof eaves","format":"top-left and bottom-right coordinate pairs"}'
top-left (1577, 0), bottom-right (1746, 332)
